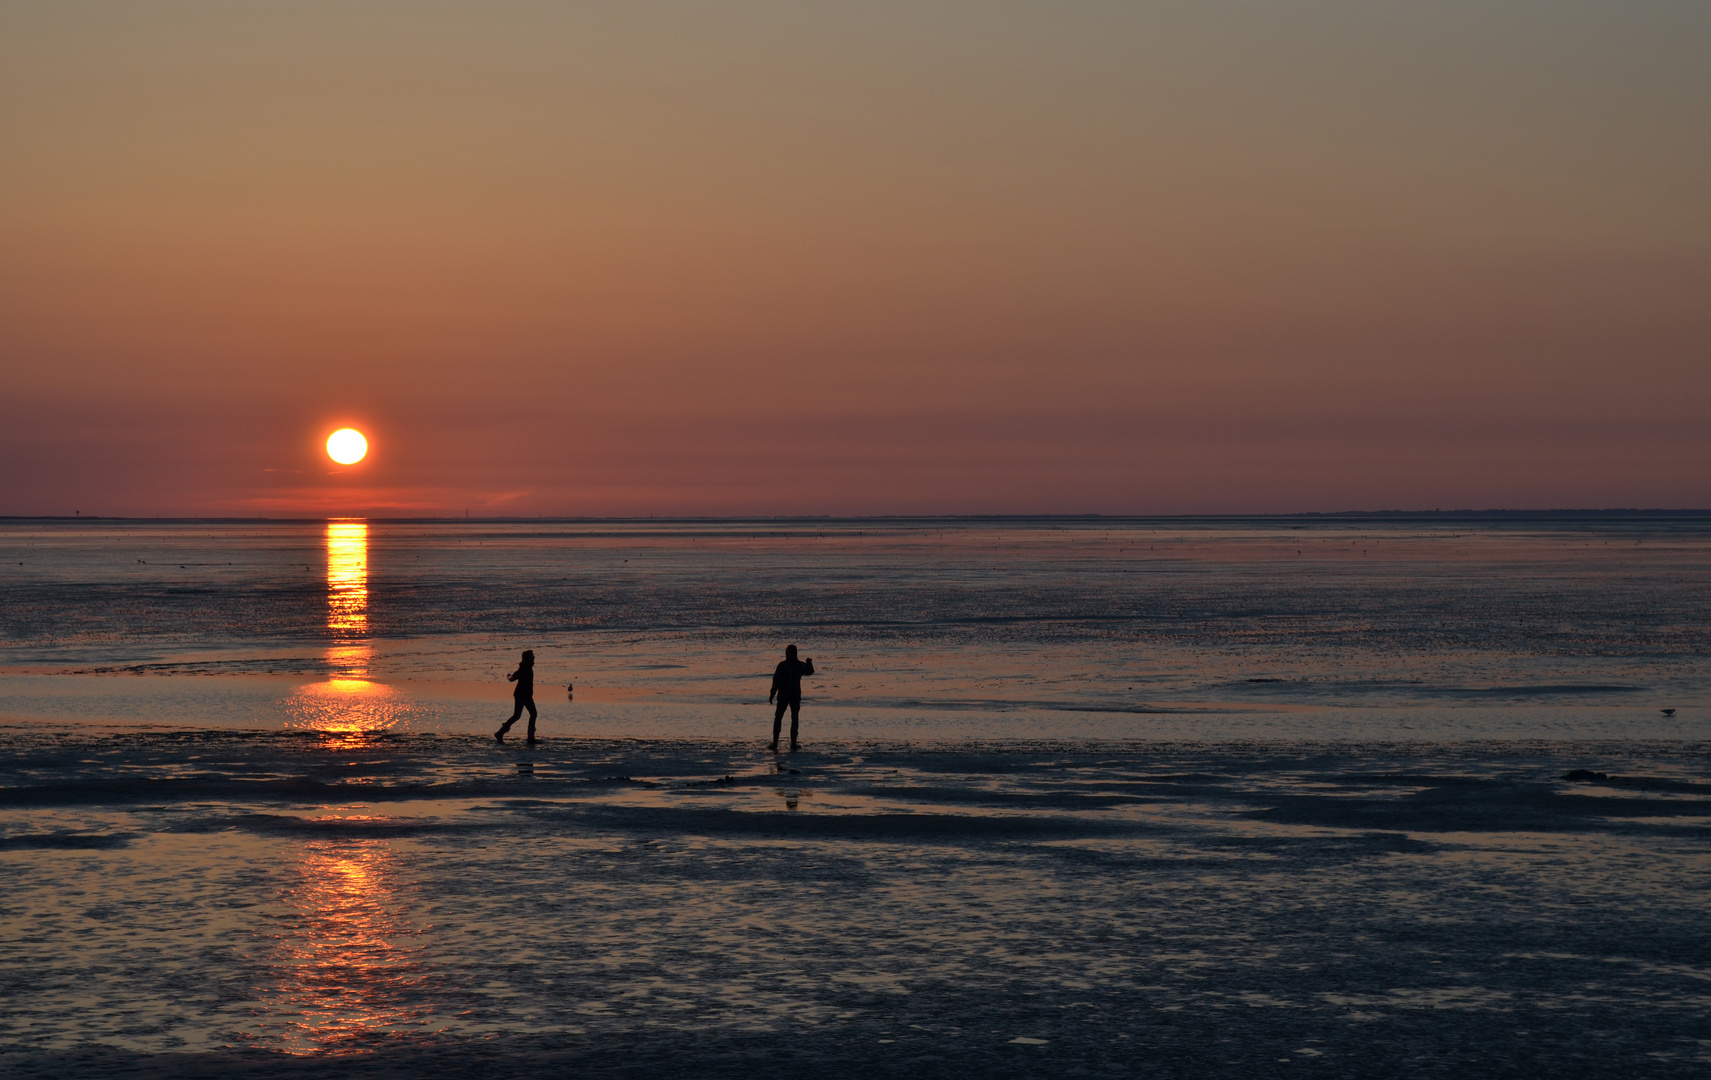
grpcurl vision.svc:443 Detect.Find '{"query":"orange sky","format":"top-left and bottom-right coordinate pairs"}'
top-left (3, 2), bottom-right (1708, 515)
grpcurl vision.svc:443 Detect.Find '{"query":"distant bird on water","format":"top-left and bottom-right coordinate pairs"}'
top-left (1661, 708), bottom-right (1676, 716)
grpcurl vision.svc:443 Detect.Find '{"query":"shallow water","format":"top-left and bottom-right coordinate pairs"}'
top-left (3, 516), bottom-right (1707, 740)
top-left (2, 516), bottom-right (1710, 1077)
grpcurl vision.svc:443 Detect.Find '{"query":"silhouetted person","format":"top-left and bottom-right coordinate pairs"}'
top-left (496, 650), bottom-right (537, 744)
top-left (768, 644), bottom-right (814, 752)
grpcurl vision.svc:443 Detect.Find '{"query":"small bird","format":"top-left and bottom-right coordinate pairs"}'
top-left (1661, 708), bottom-right (1677, 716)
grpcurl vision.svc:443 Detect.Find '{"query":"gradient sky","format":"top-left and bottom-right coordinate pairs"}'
top-left (3, 1), bottom-right (1708, 516)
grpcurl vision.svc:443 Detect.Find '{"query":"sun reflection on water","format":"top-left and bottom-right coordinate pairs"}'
top-left (284, 679), bottom-right (417, 739)
top-left (325, 520), bottom-right (368, 646)
top-left (284, 521), bottom-right (418, 739)
top-left (255, 838), bottom-right (440, 1051)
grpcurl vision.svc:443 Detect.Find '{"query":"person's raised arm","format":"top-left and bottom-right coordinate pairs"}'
top-left (804, 658), bottom-right (814, 676)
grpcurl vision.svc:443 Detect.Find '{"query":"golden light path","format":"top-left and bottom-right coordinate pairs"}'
top-left (326, 520), bottom-right (369, 648)
top-left (266, 523), bottom-right (438, 1052)
top-left (284, 520), bottom-right (413, 737)
top-left (259, 837), bottom-right (434, 1052)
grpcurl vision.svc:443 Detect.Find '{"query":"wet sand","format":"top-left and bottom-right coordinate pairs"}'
top-left (3, 732), bottom-right (1709, 1078)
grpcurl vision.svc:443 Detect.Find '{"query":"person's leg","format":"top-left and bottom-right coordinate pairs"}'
top-left (525, 698), bottom-right (538, 742)
top-left (788, 697), bottom-right (801, 751)
top-left (771, 700), bottom-right (786, 750)
top-left (497, 698), bottom-right (525, 739)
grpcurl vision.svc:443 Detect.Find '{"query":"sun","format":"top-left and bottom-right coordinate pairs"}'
top-left (327, 428), bottom-right (368, 465)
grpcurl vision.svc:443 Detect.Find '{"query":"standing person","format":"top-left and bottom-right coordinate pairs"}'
top-left (768, 644), bottom-right (815, 753)
top-left (496, 649), bottom-right (537, 744)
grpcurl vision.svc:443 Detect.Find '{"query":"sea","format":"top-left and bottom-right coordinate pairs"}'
top-left (1, 514), bottom-right (1708, 1078)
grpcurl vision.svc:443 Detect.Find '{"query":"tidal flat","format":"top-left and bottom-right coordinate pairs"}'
top-left (2, 516), bottom-right (1708, 1077)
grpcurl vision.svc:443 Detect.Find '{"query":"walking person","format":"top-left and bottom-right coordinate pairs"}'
top-left (495, 649), bottom-right (538, 744)
top-left (768, 644), bottom-right (815, 753)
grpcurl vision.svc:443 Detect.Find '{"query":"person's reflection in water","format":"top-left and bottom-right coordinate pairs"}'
top-left (495, 650), bottom-right (537, 744)
top-left (768, 644), bottom-right (815, 753)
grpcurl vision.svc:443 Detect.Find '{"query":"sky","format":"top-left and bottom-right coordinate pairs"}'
top-left (2, 1), bottom-right (1708, 516)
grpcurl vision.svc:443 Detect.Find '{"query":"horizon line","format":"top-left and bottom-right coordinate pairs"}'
top-left (7, 508), bottom-right (1711, 525)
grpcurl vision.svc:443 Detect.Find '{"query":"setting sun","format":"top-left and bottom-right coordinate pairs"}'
top-left (326, 428), bottom-right (368, 465)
